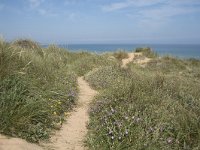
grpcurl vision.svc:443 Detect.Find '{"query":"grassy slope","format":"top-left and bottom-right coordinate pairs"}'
top-left (0, 39), bottom-right (117, 143)
top-left (85, 49), bottom-right (200, 150)
top-left (1, 41), bottom-right (200, 149)
top-left (0, 40), bottom-right (79, 142)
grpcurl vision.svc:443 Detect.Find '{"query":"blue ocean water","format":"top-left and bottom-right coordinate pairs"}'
top-left (58, 44), bottom-right (200, 59)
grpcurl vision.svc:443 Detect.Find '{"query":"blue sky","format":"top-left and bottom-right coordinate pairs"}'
top-left (0, 0), bottom-right (200, 44)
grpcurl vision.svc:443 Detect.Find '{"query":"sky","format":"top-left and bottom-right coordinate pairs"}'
top-left (0, 0), bottom-right (200, 44)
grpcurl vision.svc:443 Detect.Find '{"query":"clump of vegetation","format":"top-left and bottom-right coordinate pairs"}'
top-left (84, 65), bottom-right (127, 90)
top-left (11, 39), bottom-right (40, 49)
top-left (113, 51), bottom-right (129, 61)
top-left (69, 53), bottom-right (118, 76)
top-left (0, 39), bottom-right (78, 142)
top-left (135, 47), bottom-right (158, 58)
top-left (137, 55), bottom-right (200, 80)
top-left (86, 52), bottom-right (200, 149)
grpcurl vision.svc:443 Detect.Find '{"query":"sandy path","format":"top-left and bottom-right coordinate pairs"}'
top-left (0, 134), bottom-right (43, 150)
top-left (41, 77), bottom-right (97, 150)
top-left (121, 52), bottom-right (141, 68)
top-left (134, 57), bottom-right (151, 65)
top-left (0, 77), bottom-right (97, 150)
top-left (122, 52), bottom-right (150, 68)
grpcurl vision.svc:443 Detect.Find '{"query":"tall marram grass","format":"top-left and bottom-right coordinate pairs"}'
top-left (0, 39), bottom-right (78, 142)
top-left (86, 56), bottom-right (200, 149)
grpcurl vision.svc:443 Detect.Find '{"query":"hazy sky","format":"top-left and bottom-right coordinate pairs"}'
top-left (0, 0), bottom-right (200, 44)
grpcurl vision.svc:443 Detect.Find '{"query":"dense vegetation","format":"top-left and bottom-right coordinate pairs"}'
top-left (0, 39), bottom-right (79, 142)
top-left (85, 49), bottom-right (200, 150)
top-left (1, 40), bottom-right (200, 150)
top-left (0, 39), bottom-right (116, 142)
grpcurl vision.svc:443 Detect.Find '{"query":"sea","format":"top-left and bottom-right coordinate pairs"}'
top-left (55, 44), bottom-right (200, 59)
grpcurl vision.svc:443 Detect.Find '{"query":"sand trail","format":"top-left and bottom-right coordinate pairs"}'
top-left (0, 134), bottom-right (42, 150)
top-left (122, 52), bottom-right (151, 68)
top-left (41, 77), bottom-right (97, 150)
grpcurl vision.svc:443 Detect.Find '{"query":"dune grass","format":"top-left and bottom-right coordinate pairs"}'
top-left (0, 39), bottom-right (78, 142)
top-left (0, 39), bottom-right (119, 143)
top-left (86, 55), bottom-right (200, 149)
top-left (1, 39), bottom-right (200, 149)
top-left (68, 52), bottom-right (118, 76)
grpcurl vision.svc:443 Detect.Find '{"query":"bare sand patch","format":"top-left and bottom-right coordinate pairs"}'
top-left (122, 52), bottom-right (151, 68)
